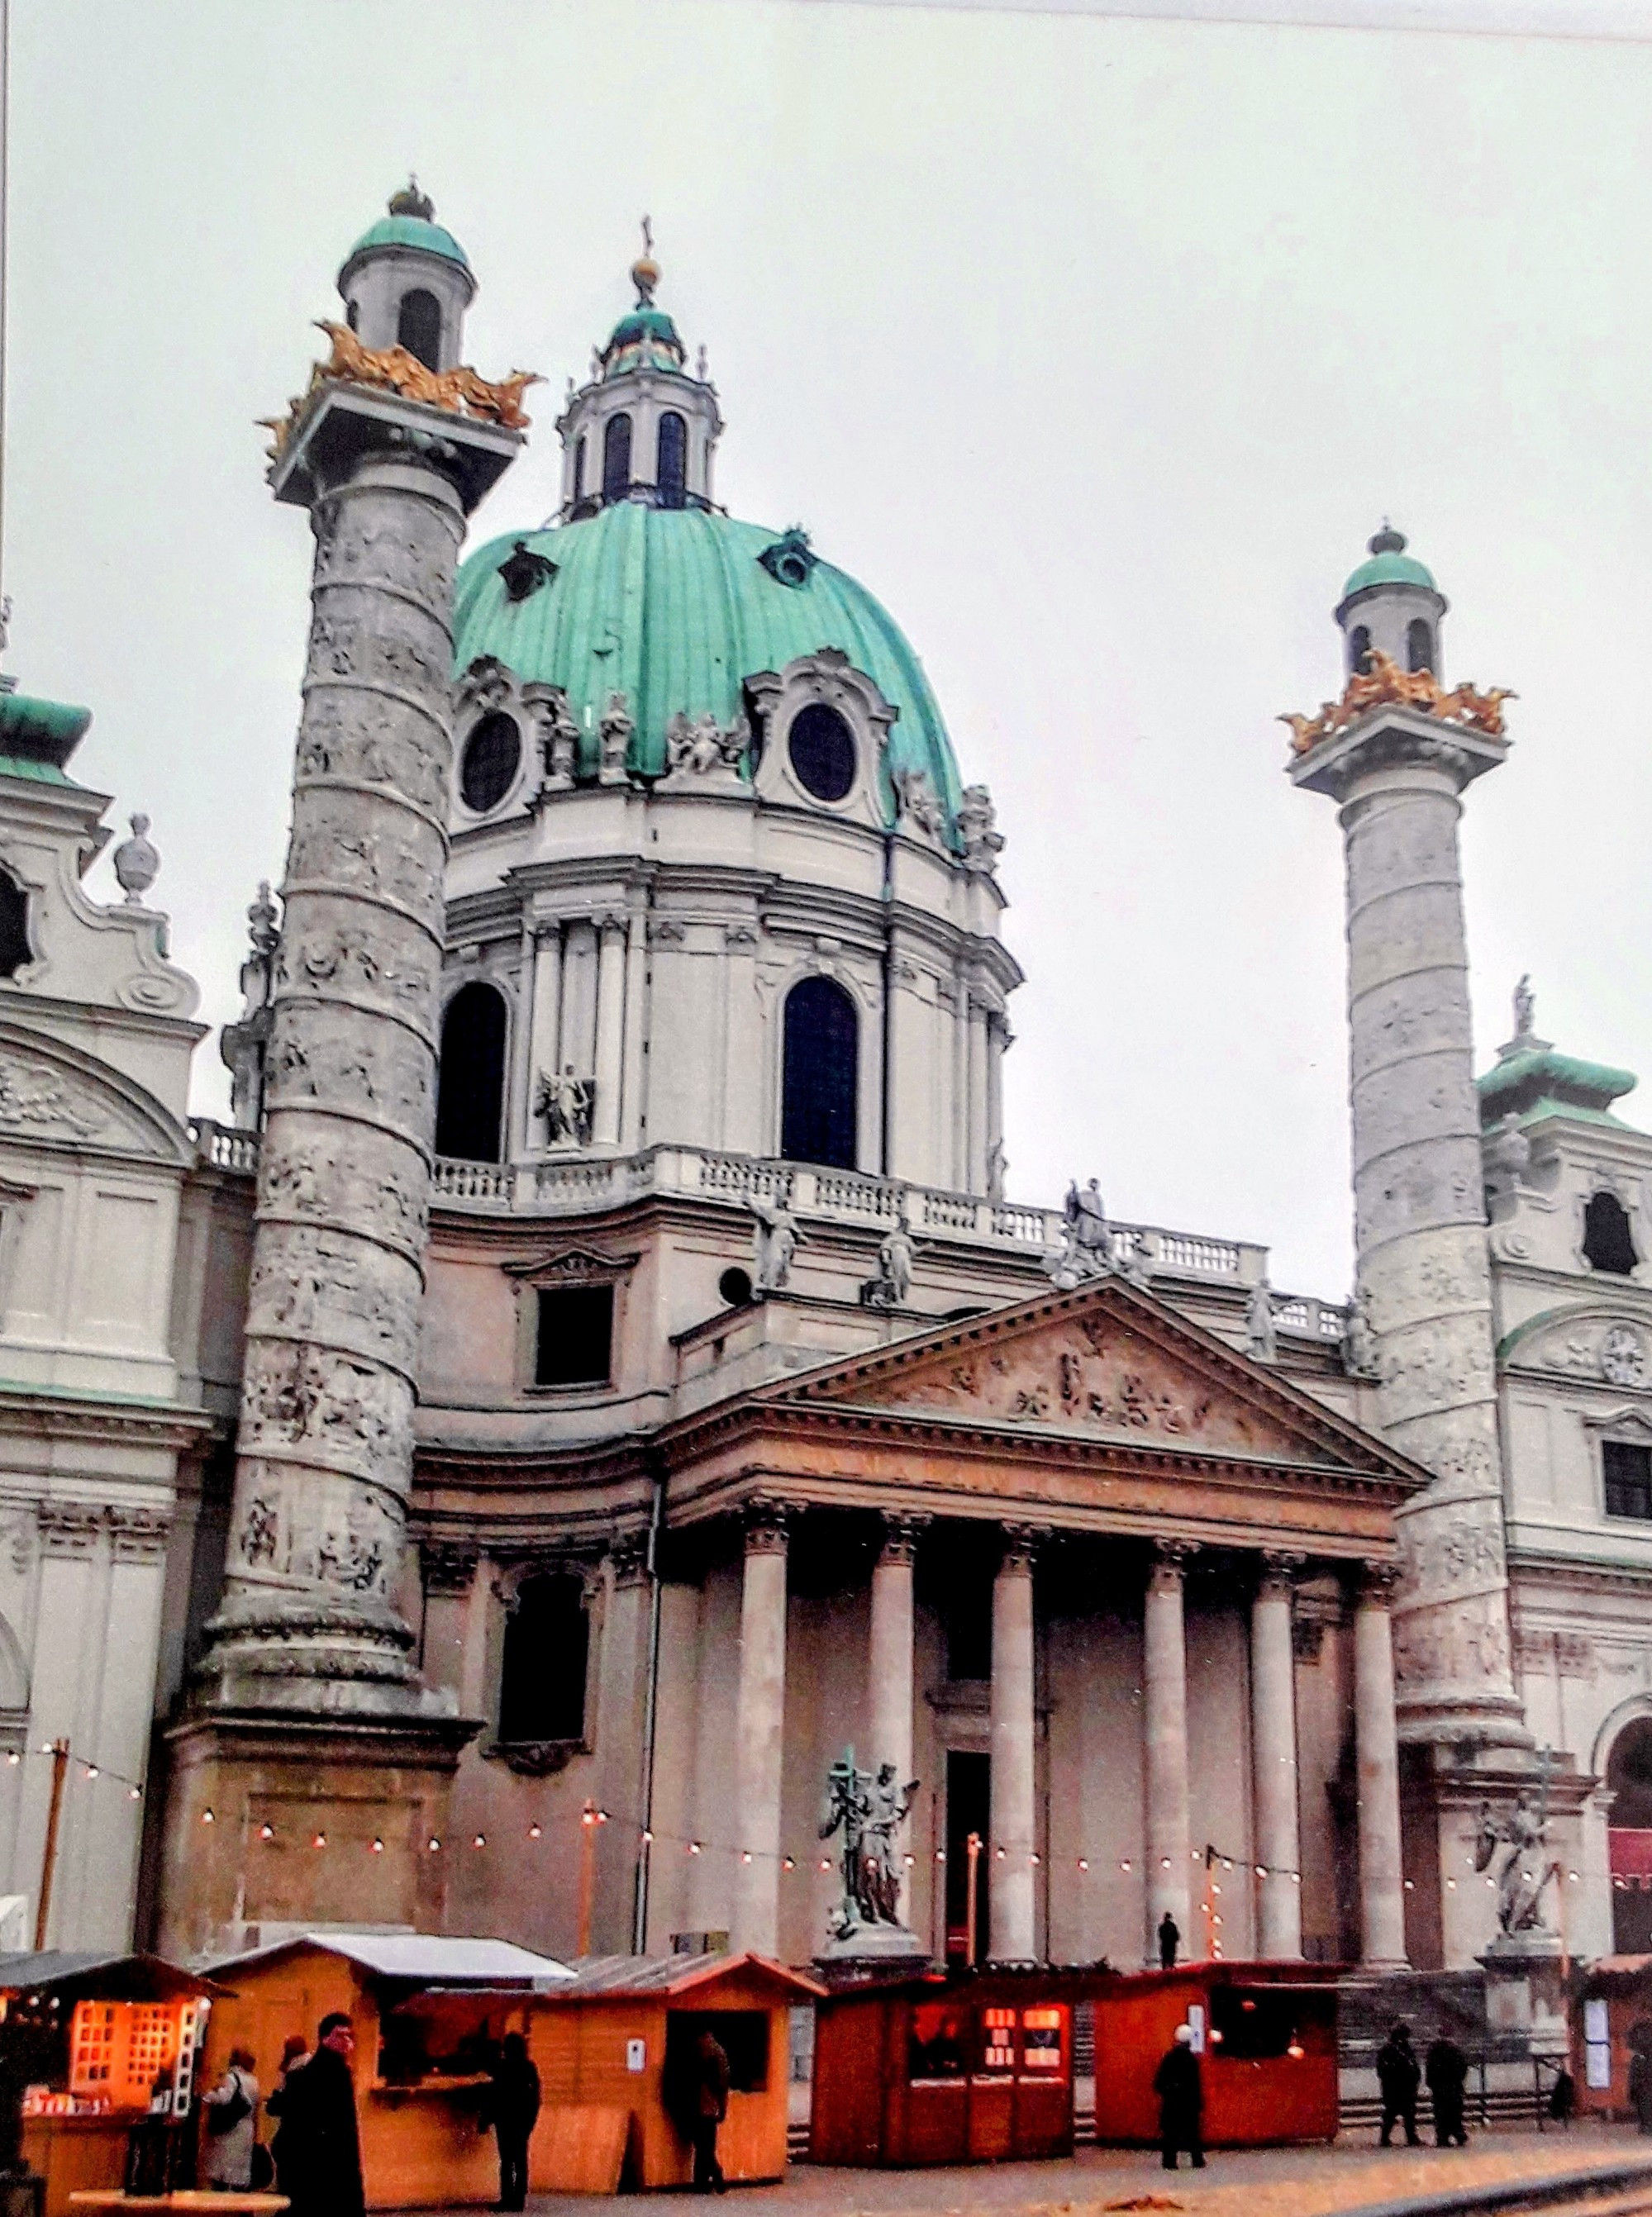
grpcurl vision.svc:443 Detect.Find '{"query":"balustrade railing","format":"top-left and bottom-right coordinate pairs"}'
top-left (190, 1119), bottom-right (262, 1174)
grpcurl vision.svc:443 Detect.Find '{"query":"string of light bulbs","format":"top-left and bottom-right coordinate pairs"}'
top-left (7, 1741), bottom-right (145, 1800)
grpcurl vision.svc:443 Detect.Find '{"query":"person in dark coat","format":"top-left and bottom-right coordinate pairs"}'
top-left (1631, 2043), bottom-right (1652, 2133)
top-left (688, 2028), bottom-right (731, 2193)
top-left (1377, 2022), bottom-right (1421, 2148)
top-left (1157, 1912), bottom-right (1180, 1972)
top-left (264, 2034), bottom-right (311, 2203)
top-left (271, 2014), bottom-right (364, 2217)
top-left (481, 2032), bottom-right (541, 2212)
top-left (1152, 2024), bottom-right (1204, 2171)
top-left (1425, 2033), bottom-right (1469, 2148)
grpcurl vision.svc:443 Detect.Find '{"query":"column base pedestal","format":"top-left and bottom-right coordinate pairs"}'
top-left (155, 1695), bottom-right (481, 1960)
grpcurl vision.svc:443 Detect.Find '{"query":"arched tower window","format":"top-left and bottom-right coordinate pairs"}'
top-left (435, 982), bottom-right (507, 1164)
top-left (657, 412), bottom-right (688, 508)
top-left (781, 976), bottom-right (858, 1170)
top-left (1585, 1189), bottom-right (1639, 1276)
top-left (573, 435), bottom-right (587, 505)
top-left (0, 869), bottom-right (31, 978)
top-left (1407, 618), bottom-right (1435, 674)
top-left (1348, 625), bottom-right (1373, 676)
top-left (498, 1572), bottom-right (589, 1746)
top-left (397, 288), bottom-right (442, 369)
top-left (1608, 1718), bottom-right (1652, 1950)
top-left (602, 413), bottom-right (632, 503)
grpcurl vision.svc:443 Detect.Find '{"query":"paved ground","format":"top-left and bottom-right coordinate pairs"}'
top-left (519, 2124), bottom-right (1652, 2217)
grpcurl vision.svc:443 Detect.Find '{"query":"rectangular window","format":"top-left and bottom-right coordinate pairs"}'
top-left (535, 1284), bottom-right (614, 1388)
top-left (1604, 1439), bottom-right (1652, 1520)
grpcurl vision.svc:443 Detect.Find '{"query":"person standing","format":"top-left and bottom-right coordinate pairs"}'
top-left (274, 2014), bottom-right (364, 2217)
top-left (1152, 2024), bottom-right (1204, 2172)
top-left (482, 2032), bottom-right (541, 2213)
top-left (201, 2047), bottom-right (260, 2190)
top-left (1376, 2022), bottom-right (1421, 2148)
top-left (264, 2034), bottom-right (310, 2200)
top-left (1630, 2040), bottom-right (1652, 2134)
top-left (689, 2027), bottom-right (731, 2194)
top-left (1425, 2033), bottom-right (1469, 2148)
top-left (1157, 1912), bottom-right (1180, 1972)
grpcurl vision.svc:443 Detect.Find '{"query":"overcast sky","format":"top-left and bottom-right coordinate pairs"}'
top-left (8, 0), bottom-right (1652, 1301)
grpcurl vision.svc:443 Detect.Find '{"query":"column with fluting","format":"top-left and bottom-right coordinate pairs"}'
top-left (732, 1501), bottom-right (790, 1956)
top-left (989, 1525), bottom-right (1040, 1964)
top-left (1250, 1553), bottom-right (1304, 1960)
top-left (527, 921), bottom-right (564, 1148)
top-left (1354, 1565), bottom-right (1409, 1968)
top-left (1144, 1540), bottom-right (1194, 1962)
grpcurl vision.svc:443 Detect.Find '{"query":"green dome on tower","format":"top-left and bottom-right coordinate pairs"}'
top-left (452, 506), bottom-right (967, 840)
top-left (1340, 523), bottom-right (1437, 600)
top-left (340, 181), bottom-right (471, 279)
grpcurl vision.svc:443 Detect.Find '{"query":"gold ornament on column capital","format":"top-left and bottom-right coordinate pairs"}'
top-left (1278, 648), bottom-right (1516, 759)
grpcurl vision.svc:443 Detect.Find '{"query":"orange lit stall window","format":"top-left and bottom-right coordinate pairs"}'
top-left (980, 2008), bottom-right (1016, 2073)
top-left (1021, 2007), bottom-right (1065, 2072)
top-left (69, 2001), bottom-right (183, 2110)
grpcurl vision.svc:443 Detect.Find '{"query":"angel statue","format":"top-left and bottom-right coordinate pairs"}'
top-left (818, 1748), bottom-right (874, 1939)
top-left (860, 1762), bottom-right (921, 1926)
top-left (1473, 1791), bottom-right (1559, 1936)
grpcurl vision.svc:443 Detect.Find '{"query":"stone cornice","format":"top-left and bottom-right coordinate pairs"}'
top-left (0, 1385), bottom-right (212, 1451)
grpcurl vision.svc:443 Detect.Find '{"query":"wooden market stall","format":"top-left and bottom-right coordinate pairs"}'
top-left (0, 1951), bottom-right (226, 2217)
top-left (1571, 1953), bottom-right (1652, 2120)
top-left (201, 1932), bottom-right (573, 2210)
top-left (530, 1954), bottom-right (824, 2192)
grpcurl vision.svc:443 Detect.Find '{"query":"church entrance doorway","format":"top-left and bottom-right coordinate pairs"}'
top-left (945, 1750), bottom-right (990, 1967)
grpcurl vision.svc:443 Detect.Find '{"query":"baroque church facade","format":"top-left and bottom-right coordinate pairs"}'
top-left (0, 192), bottom-right (1648, 1982)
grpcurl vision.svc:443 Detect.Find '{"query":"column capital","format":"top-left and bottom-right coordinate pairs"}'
top-left (595, 909), bottom-right (629, 939)
top-left (743, 1497), bottom-right (794, 1557)
top-left (1257, 1549), bottom-right (1308, 1603)
top-left (998, 1522), bottom-right (1050, 1577)
top-left (608, 1531), bottom-right (652, 1590)
top-left (1148, 1537), bottom-right (1199, 1593)
top-left (878, 1511), bottom-right (931, 1567)
top-left (1354, 1558), bottom-right (1400, 1606)
top-left (420, 1539), bottom-right (479, 1596)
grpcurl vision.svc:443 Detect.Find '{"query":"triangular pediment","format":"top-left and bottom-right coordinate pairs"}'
top-left (766, 1276), bottom-right (1420, 1482)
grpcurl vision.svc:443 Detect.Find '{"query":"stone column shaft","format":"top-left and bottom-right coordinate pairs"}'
top-left (1354, 1569), bottom-right (1409, 1968)
top-left (732, 1504), bottom-right (789, 1955)
top-left (1250, 1558), bottom-right (1303, 1960)
top-left (528, 924), bottom-right (564, 1144)
top-left (508, 923), bottom-right (535, 1158)
top-left (989, 1527), bottom-right (1038, 1964)
top-left (1144, 1544), bottom-right (1193, 1960)
top-left (869, 1516), bottom-right (921, 1795)
top-left (593, 913), bottom-right (626, 1147)
top-left (619, 910), bottom-right (649, 1151)
top-left (966, 997), bottom-right (989, 1194)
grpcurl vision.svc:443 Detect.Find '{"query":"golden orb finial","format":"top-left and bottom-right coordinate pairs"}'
top-left (631, 214), bottom-right (661, 306)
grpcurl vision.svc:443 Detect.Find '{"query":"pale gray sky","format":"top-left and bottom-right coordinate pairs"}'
top-left (8, 0), bottom-right (1652, 1301)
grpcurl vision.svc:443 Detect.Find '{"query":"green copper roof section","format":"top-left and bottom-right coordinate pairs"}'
top-left (1340, 525), bottom-right (1439, 602)
top-left (0, 687), bottom-right (90, 776)
top-left (340, 214), bottom-right (470, 274)
top-left (452, 505), bottom-right (965, 839)
top-left (1478, 1042), bottom-right (1639, 1128)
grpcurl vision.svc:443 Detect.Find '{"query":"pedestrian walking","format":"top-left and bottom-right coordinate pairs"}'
top-left (1376, 2021), bottom-right (1421, 2148)
top-left (269, 2014), bottom-right (364, 2217)
top-left (1157, 1911), bottom-right (1180, 1972)
top-left (265, 2034), bottom-right (310, 2201)
top-left (1548, 2064), bottom-right (1575, 2127)
top-left (201, 2047), bottom-right (260, 2190)
top-left (1425, 2032), bottom-right (1469, 2148)
top-left (480, 2031), bottom-right (540, 2212)
top-left (688, 2026), bottom-right (731, 2193)
top-left (1631, 2042), bottom-right (1652, 2134)
top-left (1152, 2024), bottom-right (1205, 2172)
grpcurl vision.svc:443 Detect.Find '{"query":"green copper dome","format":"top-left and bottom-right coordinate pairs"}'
top-left (1341, 524), bottom-right (1438, 601)
top-left (452, 505), bottom-right (966, 839)
top-left (341, 213), bottom-right (470, 274)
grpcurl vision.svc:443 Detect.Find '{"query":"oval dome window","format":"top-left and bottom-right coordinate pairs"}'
top-left (460, 711), bottom-right (521, 813)
top-left (788, 704), bottom-right (856, 802)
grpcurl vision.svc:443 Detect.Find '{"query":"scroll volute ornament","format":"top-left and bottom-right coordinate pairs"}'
top-left (1279, 648), bottom-right (1516, 757)
top-left (261, 321), bottom-right (543, 461)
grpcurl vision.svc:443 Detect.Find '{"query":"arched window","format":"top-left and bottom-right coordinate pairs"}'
top-left (602, 413), bottom-right (632, 503)
top-left (435, 983), bottom-right (507, 1163)
top-left (1585, 1189), bottom-right (1639, 1276)
top-left (498, 1572), bottom-right (589, 1746)
top-left (397, 288), bottom-right (442, 369)
top-left (459, 711), bottom-right (521, 814)
top-left (573, 435), bottom-right (587, 505)
top-left (1608, 1718), bottom-right (1652, 1950)
top-left (1348, 625), bottom-right (1373, 676)
top-left (1407, 618), bottom-right (1435, 674)
top-left (781, 975), bottom-right (858, 1170)
top-left (0, 869), bottom-right (31, 978)
top-left (657, 412), bottom-right (688, 508)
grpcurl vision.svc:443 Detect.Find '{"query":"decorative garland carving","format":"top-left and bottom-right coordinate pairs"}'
top-left (1280, 647), bottom-right (1515, 757)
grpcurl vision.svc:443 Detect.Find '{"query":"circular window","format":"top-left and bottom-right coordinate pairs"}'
top-left (787, 704), bottom-right (856, 802)
top-left (459, 712), bottom-right (521, 813)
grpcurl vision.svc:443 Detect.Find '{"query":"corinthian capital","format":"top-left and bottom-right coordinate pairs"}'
top-left (878, 1511), bottom-right (931, 1568)
top-left (743, 1497), bottom-right (793, 1557)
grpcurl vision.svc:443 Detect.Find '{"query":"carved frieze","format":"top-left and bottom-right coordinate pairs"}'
top-left (0, 1054), bottom-right (111, 1144)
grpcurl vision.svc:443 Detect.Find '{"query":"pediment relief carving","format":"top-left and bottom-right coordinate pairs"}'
top-left (1503, 1304), bottom-right (1652, 1387)
top-left (502, 1243), bottom-right (639, 1285)
top-left (0, 1023), bottom-right (192, 1164)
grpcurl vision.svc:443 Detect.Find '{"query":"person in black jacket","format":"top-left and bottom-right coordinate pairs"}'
top-left (1425, 2033), bottom-right (1469, 2148)
top-left (481, 2033), bottom-right (541, 2212)
top-left (1152, 2024), bottom-right (1204, 2171)
top-left (270, 2015), bottom-right (364, 2217)
top-left (1157, 1913), bottom-right (1180, 1972)
top-left (1376, 2022), bottom-right (1421, 2148)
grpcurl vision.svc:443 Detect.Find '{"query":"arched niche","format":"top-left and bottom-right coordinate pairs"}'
top-left (781, 974), bottom-right (859, 1171)
top-left (435, 982), bottom-right (508, 1165)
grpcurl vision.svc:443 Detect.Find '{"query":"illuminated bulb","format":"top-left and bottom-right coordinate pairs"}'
top-left (819, 1858), bottom-right (831, 1872)
top-left (1254, 1865), bottom-right (1266, 1879)
top-left (372, 1839), bottom-right (384, 1854)
top-left (597, 1810), bottom-right (610, 1825)
top-left (1222, 1859), bottom-right (1233, 1872)
top-left (201, 1808), bottom-right (215, 1825)
top-left (259, 1824), bottom-right (274, 1842)
top-left (1569, 1870), bottom-right (1580, 1882)
top-left (1030, 1853), bottom-right (1040, 1867)
top-left (129, 1786), bottom-right (141, 1801)
top-left (995, 1846), bottom-right (1005, 1860)
top-left (1291, 1872), bottom-right (1301, 1884)
top-left (783, 1858), bottom-right (795, 1872)
top-left (741, 1851), bottom-right (752, 1865)
top-left (3, 1753), bottom-right (15, 1766)
top-left (1404, 1880), bottom-right (1415, 1891)
top-left (1160, 1856), bottom-right (1171, 1870)
top-left (428, 1837), bottom-right (441, 1852)
top-left (528, 1825), bottom-right (542, 1841)
top-left (1211, 1883), bottom-right (1221, 1896)
top-left (1288, 2042), bottom-right (1304, 2060)
top-left (1078, 1858), bottom-right (1089, 1872)
top-left (1446, 1877), bottom-right (1457, 1890)
top-left (312, 1832), bottom-right (326, 1849)
top-left (640, 1829), bottom-right (652, 1845)
top-left (1121, 1858), bottom-right (1132, 1872)
top-left (473, 1834), bottom-right (486, 1848)
top-left (83, 1766), bottom-right (98, 1780)
top-left (935, 1850), bottom-right (946, 1863)
top-left (904, 1853), bottom-right (915, 1867)
top-left (688, 1841), bottom-right (701, 1855)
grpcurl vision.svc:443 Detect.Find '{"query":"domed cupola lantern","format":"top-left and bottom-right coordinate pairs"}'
top-left (1335, 523), bottom-right (1449, 680)
top-left (556, 223), bottom-right (723, 517)
top-left (337, 179), bottom-right (477, 373)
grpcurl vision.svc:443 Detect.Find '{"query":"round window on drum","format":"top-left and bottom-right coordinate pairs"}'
top-left (459, 712), bottom-right (521, 814)
top-left (787, 703), bottom-right (857, 803)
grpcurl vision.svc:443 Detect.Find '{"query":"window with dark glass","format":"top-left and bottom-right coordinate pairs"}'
top-left (498, 1572), bottom-right (589, 1744)
top-left (656, 412), bottom-right (688, 508)
top-left (397, 288), bottom-right (442, 369)
top-left (435, 984), bottom-right (507, 1163)
top-left (1407, 618), bottom-right (1435, 673)
top-left (602, 413), bottom-right (632, 502)
top-left (459, 712), bottom-right (521, 814)
top-left (0, 870), bottom-right (30, 978)
top-left (781, 976), bottom-right (857, 1169)
top-left (1348, 625), bottom-right (1373, 676)
top-left (786, 703), bottom-right (856, 802)
top-left (1604, 1439), bottom-right (1652, 1520)
top-left (1585, 1190), bottom-right (1638, 1276)
top-left (573, 435), bottom-right (587, 503)
top-left (535, 1284), bottom-right (615, 1388)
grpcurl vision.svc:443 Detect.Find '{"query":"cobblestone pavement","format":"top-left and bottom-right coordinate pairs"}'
top-left (517, 2124), bottom-right (1652, 2217)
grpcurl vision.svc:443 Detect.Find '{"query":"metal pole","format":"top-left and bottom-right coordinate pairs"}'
top-left (34, 1739), bottom-right (69, 1949)
top-left (965, 1831), bottom-right (981, 1969)
top-left (578, 1799), bottom-right (597, 1958)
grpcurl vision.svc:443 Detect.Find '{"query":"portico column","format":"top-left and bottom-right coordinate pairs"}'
top-left (1144, 1540), bottom-right (1195, 1962)
top-left (509, 922), bottom-right (536, 1158)
top-left (1251, 1553), bottom-right (1305, 1960)
top-left (732, 1501), bottom-right (790, 1956)
top-left (869, 1513), bottom-right (927, 1800)
top-left (989, 1524), bottom-right (1040, 1964)
top-left (1354, 1564), bottom-right (1409, 1969)
top-left (592, 911), bottom-right (626, 1147)
top-left (527, 922), bottom-right (563, 1149)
